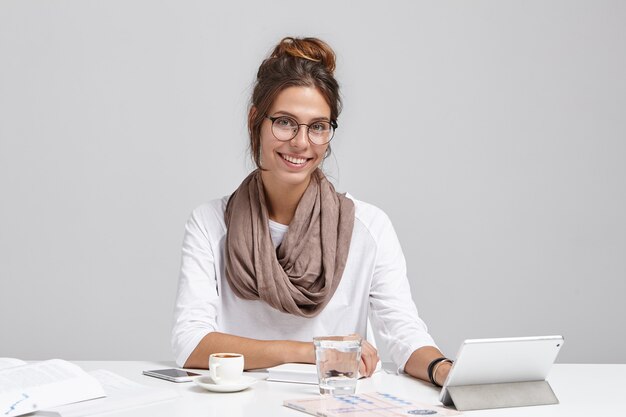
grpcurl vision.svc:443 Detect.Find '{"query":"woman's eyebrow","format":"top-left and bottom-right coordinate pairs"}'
top-left (272, 110), bottom-right (330, 122)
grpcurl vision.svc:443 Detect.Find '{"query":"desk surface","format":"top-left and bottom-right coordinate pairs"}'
top-left (73, 362), bottom-right (624, 417)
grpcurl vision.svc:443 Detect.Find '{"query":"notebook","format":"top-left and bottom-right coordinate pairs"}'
top-left (284, 392), bottom-right (461, 416)
top-left (267, 363), bottom-right (318, 385)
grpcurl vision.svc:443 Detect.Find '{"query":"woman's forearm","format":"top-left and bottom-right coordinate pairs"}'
top-left (404, 345), bottom-right (452, 385)
top-left (183, 331), bottom-right (315, 370)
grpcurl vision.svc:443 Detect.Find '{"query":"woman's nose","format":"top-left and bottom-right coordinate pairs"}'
top-left (289, 126), bottom-right (309, 148)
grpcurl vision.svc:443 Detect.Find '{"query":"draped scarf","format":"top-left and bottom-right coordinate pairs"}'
top-left (223, 169), bottom-right (355, 317)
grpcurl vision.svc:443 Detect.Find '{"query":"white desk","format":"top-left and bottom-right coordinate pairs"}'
top-left (73, 362), bottom-right (624, 417)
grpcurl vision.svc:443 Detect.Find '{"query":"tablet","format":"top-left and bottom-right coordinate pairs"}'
top-left (439, 335), bottom-right (564, 406)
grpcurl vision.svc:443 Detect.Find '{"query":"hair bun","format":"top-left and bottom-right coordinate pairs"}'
top-left (271, 37), bottom-right (336, 74)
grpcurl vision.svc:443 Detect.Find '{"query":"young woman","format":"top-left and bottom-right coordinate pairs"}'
top-left (172, 37), bottom-right (453, 386)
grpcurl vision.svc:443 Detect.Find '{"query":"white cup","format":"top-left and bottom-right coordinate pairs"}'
top-left (209, 353), bottom-right (244, 385)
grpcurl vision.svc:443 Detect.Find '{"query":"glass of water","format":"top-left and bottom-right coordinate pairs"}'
top-left (313, 335), bottom-right (362, 395)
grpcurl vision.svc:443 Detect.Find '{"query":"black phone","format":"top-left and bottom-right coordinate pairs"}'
top-left (142, 368), bottom-right (201, 382)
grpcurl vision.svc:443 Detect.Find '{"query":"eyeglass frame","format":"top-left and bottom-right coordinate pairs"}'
top-left (265, 115), bottom-right (338, 145)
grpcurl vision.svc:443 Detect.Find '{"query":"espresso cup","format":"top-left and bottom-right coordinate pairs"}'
top-left (209, 353), bottom-right (244, 385)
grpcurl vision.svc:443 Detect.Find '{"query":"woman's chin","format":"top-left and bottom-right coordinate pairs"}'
top-left (263, 168), bottom-right (315, 189)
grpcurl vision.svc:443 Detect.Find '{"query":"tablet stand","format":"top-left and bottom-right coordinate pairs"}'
top-left (447, 380), bottom-right (559, 411)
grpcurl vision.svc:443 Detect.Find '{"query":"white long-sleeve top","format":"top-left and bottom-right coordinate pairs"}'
top-left (171, 194), bottom-right (437, 370)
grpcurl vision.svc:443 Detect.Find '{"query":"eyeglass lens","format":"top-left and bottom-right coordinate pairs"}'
top-left (271, 116), bottom-right (333, 145)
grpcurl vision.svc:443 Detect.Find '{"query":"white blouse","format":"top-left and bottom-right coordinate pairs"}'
top-left (171, 194), bottom-right (437, 371)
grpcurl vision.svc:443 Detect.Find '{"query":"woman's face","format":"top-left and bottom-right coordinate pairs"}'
top-left (259, 86), bottom-right (331, 190)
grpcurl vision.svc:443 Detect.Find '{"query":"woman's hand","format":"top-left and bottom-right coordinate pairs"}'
top-left (314, 335), bottom-right (379, 378)
top-left (358, 337), bottom-right (380, 377)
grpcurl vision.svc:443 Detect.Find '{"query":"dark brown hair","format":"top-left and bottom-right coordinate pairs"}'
top-left (249, 37), bottom-right (341, 168)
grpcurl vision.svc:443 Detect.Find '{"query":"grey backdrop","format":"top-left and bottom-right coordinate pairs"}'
top-left (1, 0), bottom-right (624, 364)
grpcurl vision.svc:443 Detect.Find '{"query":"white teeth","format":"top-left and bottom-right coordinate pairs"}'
top-left (281, 154), bottom-right (307, 165)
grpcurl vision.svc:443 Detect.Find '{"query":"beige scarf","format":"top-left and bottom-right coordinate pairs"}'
top-left (224, 169), bottom-right (355, 317)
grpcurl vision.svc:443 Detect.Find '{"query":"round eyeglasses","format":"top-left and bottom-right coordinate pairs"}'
top-left (266, 115), bottom-right (337, 145)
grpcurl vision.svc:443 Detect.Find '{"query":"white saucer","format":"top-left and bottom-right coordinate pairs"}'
top-left (194, 375), bottom-right (257, 393)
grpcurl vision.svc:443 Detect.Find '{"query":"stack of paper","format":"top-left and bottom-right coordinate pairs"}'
top-left (267, 361), bottom-right (384, 385)
top-left (0, 358), bottom-right (178, 417)
top-left (0, 359), bottom-right (106, 416)
top-left (267, 363), bottom-right (318, 385)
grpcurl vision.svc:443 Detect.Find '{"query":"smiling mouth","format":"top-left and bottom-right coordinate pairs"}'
top-left (279, 152), bottom-right (311, 166)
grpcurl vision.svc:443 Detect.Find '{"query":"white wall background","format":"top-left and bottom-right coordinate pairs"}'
top-left (1, 0), bottom-right (624, 363)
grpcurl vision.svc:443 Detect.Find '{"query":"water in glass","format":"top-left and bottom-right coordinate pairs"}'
top-left (313, 336), bottom-right (362, 395)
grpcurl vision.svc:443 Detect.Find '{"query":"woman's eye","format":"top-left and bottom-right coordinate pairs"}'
top-left (276, 117), bottom-right (295, 128)
top-left (311, 123), bottom-right (326, 132)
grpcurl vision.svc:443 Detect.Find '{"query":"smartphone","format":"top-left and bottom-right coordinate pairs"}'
top-left (143, 368), bottom-right (202, 383)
